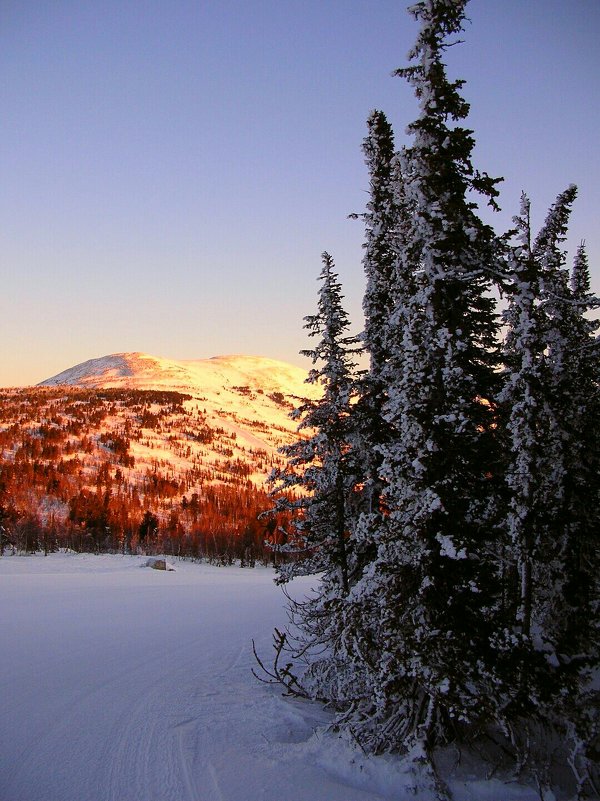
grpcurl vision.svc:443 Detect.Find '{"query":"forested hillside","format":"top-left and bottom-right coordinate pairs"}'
top-left (0, 385), bottom-right (296, 562)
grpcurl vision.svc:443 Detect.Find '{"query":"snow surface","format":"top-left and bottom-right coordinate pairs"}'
top-left (0, 553), bottom-right (539, 801)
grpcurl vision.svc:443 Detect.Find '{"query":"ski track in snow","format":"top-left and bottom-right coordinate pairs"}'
top-left (0, 555), bottom-right (389, 801)
top-left (0, 554), bottom-right (539, 801)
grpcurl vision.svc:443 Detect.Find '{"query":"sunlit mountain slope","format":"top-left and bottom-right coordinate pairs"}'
top-left (0, 353), bottom-right (320, 557)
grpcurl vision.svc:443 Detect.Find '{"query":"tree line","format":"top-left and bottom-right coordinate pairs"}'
top-left (265, 2), bottom-right (599, 797)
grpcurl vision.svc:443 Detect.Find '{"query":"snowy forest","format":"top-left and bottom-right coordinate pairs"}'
top-left (0, 386), bottom-right (292, 563)
top-left (262, 1), bottom-right (599, 798)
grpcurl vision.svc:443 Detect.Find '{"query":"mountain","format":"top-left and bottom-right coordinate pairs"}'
top-left (0, 353), bottom-right (320, 559)
top-left (39, 352), bottom-right (317, 399)
top-left (38, 352), bottom-right (320, 466)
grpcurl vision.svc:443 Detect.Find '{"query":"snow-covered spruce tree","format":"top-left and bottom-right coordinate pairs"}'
top-left (546, 240), bottom-right (600, 796)
top-left (344, 0), bottom-right (504, 767)
top-left (317, 111), bottom-right (416, 728)
top-left (266, 253), bottom-right (365, 697)
top-left (499, 189), bottom-right (599, 792)
top-left (563, 242), bottom-right (600, 703)
top-left (495, 193), bottom-right (552, 731)
top-left (360, 109), bottom-right (402, 379)
top-left (548, 238), bottom-right (600, 656)
top-left (531, 186), bottom-right (586, 671)
top-left (349, 110), bottom-right (403, 577)
top-left (501, 187), bottom-right (581, 660)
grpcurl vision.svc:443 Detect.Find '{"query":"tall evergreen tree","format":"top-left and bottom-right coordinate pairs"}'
top-left (549, 243), bottom-right (600, 794)
top-left (361, 109), bottom-right (401, 378)
top-left (347, 0), bottom-right (503, 767)
top-left (496, 193), bottom-right (554, 729)
top-left (531, 186), bottom-right (581, 661)
top-left (300, 113), bottom-right (418, 728)
top-left (266, 253), bottom-right (362, 696)
top-left (497, 193), bottom-right (538, 632)
top-left (499, 188), bottom-right (599, 791)
top-left (500, 188), bottom-right (579, 651)
top-left (350, 110), bottom-right (403, 576)
top-left (562, 242), bottom-right (600, 691)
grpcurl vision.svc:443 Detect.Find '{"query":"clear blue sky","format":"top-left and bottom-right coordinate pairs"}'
top-left (2, 0), bottom-right (599, 386)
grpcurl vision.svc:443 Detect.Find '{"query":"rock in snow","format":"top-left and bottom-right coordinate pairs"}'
top-left (145, 557), bottom-right (176, 571)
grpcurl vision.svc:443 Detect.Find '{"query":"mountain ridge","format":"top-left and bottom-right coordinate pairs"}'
top-left (38, 352), bottom-right (316, 397)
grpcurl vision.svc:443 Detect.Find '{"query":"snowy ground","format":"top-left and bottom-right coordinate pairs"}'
top-left (0, 553), bottom-right (540, 801)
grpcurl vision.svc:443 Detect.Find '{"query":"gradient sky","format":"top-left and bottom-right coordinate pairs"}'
top-left (2, 0), bottom-right (599, 387)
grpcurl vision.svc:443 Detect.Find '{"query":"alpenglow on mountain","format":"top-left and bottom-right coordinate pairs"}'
top-left (39, 352), bottom-right (316, 398)
top-left (0, 353), bottom-right (320, 559)
top-left (35, 351), bottom-right (321, 483)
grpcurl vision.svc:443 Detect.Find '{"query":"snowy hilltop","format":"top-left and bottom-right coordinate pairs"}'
top-left (39, 352), bottom-right (319, 401)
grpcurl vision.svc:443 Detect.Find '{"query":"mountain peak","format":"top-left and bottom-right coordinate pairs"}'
top-left (38, 353), bottom-right (156, 387)
top-left (38, 353), bottom-right (321, 412)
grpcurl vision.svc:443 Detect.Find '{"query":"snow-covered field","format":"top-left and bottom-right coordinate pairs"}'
top-left (0, 553), bottom-right (538, 801)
